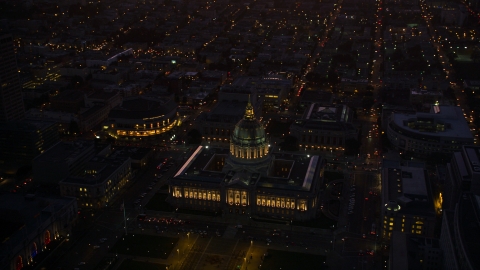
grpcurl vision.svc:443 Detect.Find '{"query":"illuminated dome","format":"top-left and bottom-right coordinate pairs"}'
top-left (229, 97), bottom-right (270, 161)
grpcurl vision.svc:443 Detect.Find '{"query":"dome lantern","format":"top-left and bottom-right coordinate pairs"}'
top-left (229, 96), bottom-right (270, 163)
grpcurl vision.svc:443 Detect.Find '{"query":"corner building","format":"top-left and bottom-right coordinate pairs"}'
top-left (168, 99), bottom-right (326, 221)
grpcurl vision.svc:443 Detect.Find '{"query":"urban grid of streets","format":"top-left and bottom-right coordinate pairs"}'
top-left (14, 0), bottom-right (478, 267)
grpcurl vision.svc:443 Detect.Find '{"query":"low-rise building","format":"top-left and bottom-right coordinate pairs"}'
top-left (0, 194), bottom-right (77, 270)
top-left (33, 141), bottom-right (97, 185)
top-left (381, 161), bottom-right (437, 241)
top-left (59, 153), bottom-right (132, 209)
top-left (103, 96), bottom-right (178, 144)
top-left (387, 105), bottom-right (474, 158)
top-left (289, 104), bottom-right (356, 152)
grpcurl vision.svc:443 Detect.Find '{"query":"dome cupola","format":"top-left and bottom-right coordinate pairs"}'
top-left (229, 96), bottom-right (270, 161)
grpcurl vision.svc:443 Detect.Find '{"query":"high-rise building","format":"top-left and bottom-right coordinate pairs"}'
top-left (0, 33), bottom-right (24, 122)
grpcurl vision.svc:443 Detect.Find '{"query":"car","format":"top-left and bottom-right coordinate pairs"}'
top-left (93, 245), bottom-right (100, 249)
top-left (266, 238), bottom-right (272, 243)
top-left (362, 234), bottom-right (366, 238)
top-left (78, 262), bottom-right (86, 265)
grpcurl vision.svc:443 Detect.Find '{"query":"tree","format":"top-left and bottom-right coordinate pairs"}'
top-left (280, 135), bottom-right (299, 151)
top-left (344, 139), bottom-right (361, 155)
top-left (187, 129), bottom-right (202, 144)
top-left (68, 120), bottom-right (80, 136)
top-left (362, 96), bottom-right (375, 109)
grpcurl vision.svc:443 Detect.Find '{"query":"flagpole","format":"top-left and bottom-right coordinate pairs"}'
top-left (123, 200), bottom-right (127, 235)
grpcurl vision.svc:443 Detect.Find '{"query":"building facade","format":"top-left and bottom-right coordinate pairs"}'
top-left (103, 96), bottom-right (178, 143)
top-left (169, 100), bottom-right (326, 221)
top-left (444, 145), bottom-right (480, 211)
top-left (389, 232), bottom-right (443, 270)
top-left (59, 154), bottom-right (132, 209)
top-left (289, 104), bottom-right (357, 152)
top-left (0, 194), bottom-right (78, 270)
top-left (0, 33), bottom-right (25, 122)
top-left (439, 193), bottom-right (480, 270)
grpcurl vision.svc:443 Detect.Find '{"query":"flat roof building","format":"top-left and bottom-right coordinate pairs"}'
top-left (290, 104), bottom-right (357, 152)
top-left (387, 105), bottom-right (473, 158)
top-left (59, 153), bottom-right (132, 209)
top-left (104, 96), bottom-right (178, 144)
top-left (169, 100), bottom-right (326, 221)
top-left (0, 194), bottom-right (77, 270)
top-left (32, 141), bottom-right (97, 184)
top-left (381, 161), bottom-right (437, 241)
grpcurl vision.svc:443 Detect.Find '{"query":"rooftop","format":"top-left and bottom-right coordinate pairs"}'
top-left (108, 96), bottom-right (177, 120)
top-left (33, 141), bottom-right (94, 164)
top-left (61, 155), bottom-right (130, 185)
top-left (0, 194), bottom-right (75, 257)
top-left (174, 146), bottom-right (322, 192)
top-left (391, 105), bottom-right (473, 139)
top-left (382, 162), bottom-right (435, 217)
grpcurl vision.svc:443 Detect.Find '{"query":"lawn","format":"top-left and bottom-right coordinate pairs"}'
top-left (144, 193), bottom-right (174, 212)
top-left (110, 234), bottom-right (178, 259)
top-left (117, 259), bottom-right (168, 270)
top-left (176, 208), bottom-right (221, 217)
top-left (265, 119), bottom-right (293, 136)
top-left (292, 212), bottom-right (337, 229)
top-left (94, 256), bottom-right (117, 270)
top-left (328, 200), bottom-right (340, 217)
top-left (324, 171), bottom-right (344, 182)
top-left (262, 249), bottom-right (327, 270)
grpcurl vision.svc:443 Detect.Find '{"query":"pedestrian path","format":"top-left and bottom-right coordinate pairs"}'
top-left (222, 226), bottom-right (238, 239)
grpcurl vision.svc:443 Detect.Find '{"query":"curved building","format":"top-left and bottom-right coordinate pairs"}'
top-left (387, 105), bottom-right (473, 157)
top-left (104, 96), bottom-right (178, 142)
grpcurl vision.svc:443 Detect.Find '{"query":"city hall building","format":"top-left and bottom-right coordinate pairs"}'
top-left (168, 99), bottom-right (326, 221)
